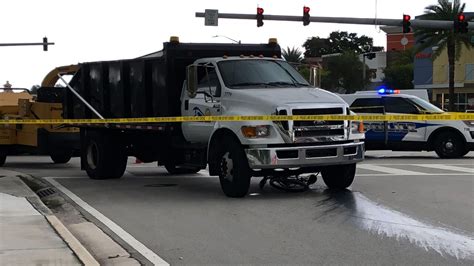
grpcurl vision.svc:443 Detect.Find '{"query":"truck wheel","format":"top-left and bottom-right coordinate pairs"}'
top-left (217, 136), bottom-right (251, 198)
top-left (83, 133), bottom-right (127, 179)
top-left (50, 151), bottom-right (73, 164)
top-left (0, 150), bottom-right (6, 167)
top-left (164, 164), bottom-right (200, 175)
top-left (434, 132), bottom-right (466, 159)
top-left (321, 163), bottom-right (356, 189)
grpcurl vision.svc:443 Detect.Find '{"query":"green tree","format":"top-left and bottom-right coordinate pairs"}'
top-left (302, 37), bottom-right (329, 57)
top-left (282, 46), bottom-right (303, 63)
top-left (415, 0), bottom-right (472, 111)
top-left (321, 51), bottom-right (370, 94)
top-left (303, 31), bottom-right (384, 57)
top-left (297, 65), bottom-right (310, 81)
top-left (29, 85), bottom-right (40, 95)
top-left (383, 49), bottom-right (414, 89)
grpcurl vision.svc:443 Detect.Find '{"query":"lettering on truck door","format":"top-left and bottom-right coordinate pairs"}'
top-left (182, 65), bottom-right (222, 143)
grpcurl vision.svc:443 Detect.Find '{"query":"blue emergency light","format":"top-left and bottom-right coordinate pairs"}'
top-left (377, 87), bottom-right (400, 95)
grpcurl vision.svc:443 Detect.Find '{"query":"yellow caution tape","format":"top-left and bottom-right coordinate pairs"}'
top-left (0, 113), bottom-right (473, 125)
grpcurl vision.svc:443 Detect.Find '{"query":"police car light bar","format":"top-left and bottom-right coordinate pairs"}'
top-left (377, 87), bottom-right (400, 95)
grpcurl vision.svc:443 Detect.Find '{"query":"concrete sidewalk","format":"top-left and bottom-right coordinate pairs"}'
top-left (0, 170), bottom-right (83, 265)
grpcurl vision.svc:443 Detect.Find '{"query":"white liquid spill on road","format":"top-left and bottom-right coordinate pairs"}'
top-left (352, 193), bottom-right (474, 260)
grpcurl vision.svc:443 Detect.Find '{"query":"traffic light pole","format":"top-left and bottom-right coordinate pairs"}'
top-left (196, 12), bottom-right (473, 30)
top-left (0, 42), bottom-right (55, 47)
top-left (0, 37), bottom-right (54, 51)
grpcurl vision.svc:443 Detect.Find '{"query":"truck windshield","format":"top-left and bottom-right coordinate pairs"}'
top-left (217, 59), bottom-right (310, 89)
top-left (409, 97), bottom-right (444, 114)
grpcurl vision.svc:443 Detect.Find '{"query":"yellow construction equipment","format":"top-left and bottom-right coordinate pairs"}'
top-left (0, 73), bottom-right (80, 166)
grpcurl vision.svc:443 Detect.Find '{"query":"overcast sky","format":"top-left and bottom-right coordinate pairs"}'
top-left (0, 0), bottom-right (465, 88)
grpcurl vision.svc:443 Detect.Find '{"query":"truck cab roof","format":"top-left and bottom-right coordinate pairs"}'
top-left (194, 56), bottom-right (283, 65)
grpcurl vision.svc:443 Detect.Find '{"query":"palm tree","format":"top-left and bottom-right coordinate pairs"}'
top-left (282, 46), bottom-right (303, 63)
top-left (415, 0), bottom-right (472, 111)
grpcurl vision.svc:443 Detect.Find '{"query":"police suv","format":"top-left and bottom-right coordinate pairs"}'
top-left (340, 89), bottom-right (474, 158)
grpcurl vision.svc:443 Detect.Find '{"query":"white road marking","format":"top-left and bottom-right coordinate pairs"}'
top-left (357, 173), bottom-right (474, 177)
top-left (357, 164), bottom-right (428, 175)
top-left (414, 164), bottom-right (474, 174)
top-left (44, 177), bottom-right (169, 266)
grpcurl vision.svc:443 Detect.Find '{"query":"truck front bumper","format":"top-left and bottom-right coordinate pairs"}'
top-left (245, 142), bottom-right (364, 169)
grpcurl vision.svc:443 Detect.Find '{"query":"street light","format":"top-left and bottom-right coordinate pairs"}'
top-left (212, 35), bottom-right (241, 44)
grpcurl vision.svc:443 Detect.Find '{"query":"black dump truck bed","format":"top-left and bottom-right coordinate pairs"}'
top-left (64, 41), bottom-right (281, 120)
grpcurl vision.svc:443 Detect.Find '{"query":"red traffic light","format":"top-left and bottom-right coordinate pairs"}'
top-left (458, 13), bottom-right (465, 21)
top-left (257, 7), bottom-right (264, 15)
top-left (304, 6), bottom-right (310, 13)
top-left (403, 14), bottom-right (411, 21)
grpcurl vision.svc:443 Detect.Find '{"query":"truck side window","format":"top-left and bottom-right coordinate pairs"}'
top-left (350, 98), bottom-right (384, 113)
top-left (383, 97), bottom-right (419, 114)
top-left (197, 67), bottom-right (221, 97)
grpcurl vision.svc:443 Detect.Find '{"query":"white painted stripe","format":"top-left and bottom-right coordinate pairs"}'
top-left (44, 177), bottom-right (169, 266)
top-left (414, 164), bottom-right (474, 174)
top-left (362, 163), bottom-right (474, 166)
top-left (357, 173), bottom-right (474, 177)
top-left (357, 164), bottom-right (427, 175)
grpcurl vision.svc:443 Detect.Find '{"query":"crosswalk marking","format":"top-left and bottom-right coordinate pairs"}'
top-left (357, 164), bottom-right (428, 175)
top-left (413, 164), bottom-right (474, 174)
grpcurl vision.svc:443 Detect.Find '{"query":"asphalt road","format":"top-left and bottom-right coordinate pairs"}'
top-left (3, 151), bottom-right (474, 265)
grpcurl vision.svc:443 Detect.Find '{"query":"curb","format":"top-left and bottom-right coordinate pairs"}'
top-left (46, 215), bottom-right (100, 266)
top-left (16, 174), bottom-right (100, 266)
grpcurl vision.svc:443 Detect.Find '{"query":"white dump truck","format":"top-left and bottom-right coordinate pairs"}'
top-left (63, 38), bottom-right (365, 197)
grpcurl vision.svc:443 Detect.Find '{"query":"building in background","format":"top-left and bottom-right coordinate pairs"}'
top-left (382, 14), bottom-right (473, 112)
top-left (413, 12), bottom-right (474, 111)
top-left (359, 52), bottom-right (387, 90)
top-left (381, 26), bottom-right (415, 52)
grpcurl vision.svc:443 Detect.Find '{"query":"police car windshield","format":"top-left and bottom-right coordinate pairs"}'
top-left (218, 59), bottom-right (310, 89)
top-left (409, 97), bottom-right (444, 114)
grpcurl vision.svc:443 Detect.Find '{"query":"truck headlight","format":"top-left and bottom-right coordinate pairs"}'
top-left (241, 125), bottom-right (270, 138)
top-left (350, 121), bottom-right (365, 134)
top-left (462, 120), bottom-right (474, 127)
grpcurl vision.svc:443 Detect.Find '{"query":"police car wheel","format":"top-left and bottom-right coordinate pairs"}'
top-left (321, 163), bottom-right (356, 189)
top-left (434, 132), bottom-right (466, 159)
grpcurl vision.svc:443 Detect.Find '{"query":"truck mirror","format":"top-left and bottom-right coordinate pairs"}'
top-left (187, 65), bottom-right (198, 98)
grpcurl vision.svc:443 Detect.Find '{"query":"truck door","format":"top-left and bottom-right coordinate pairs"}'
top-left (350, 97), bottom-right (387, 149)
top-left (383, 97), bottom-right (427, 149)
top-left (182, 65), bottom-right (222, 144)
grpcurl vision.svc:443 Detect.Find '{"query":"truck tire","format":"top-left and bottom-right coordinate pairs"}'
top-left (216, 136), bottom-right (251, 198)
top-left (50, 151), bottom-right (73, 164)
top-left (82, 132), bottom-right (127, 179)
top-left (321, 163), bottom-right (356, 189)
top-left (433, 132), bottom-right (467, 159)
top-left (164, 164), bottom-right (200, 175)
top-left (0, 150), bottom-right (6, 167)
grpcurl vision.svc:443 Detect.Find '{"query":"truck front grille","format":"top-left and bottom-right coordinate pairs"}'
top-left (291, 107), bottom-right (345, 142)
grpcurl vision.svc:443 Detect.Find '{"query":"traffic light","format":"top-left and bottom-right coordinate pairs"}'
top-left (257, 7), bottom-right (264, 27)
top-left (43, 37), bottom-right (48, 51)
top-left (402, 14), bottom-right (411, 34)
top-left (454, 13), bottom-right (468, 33)
top-left (303, 6), bottom-right (310, 26)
